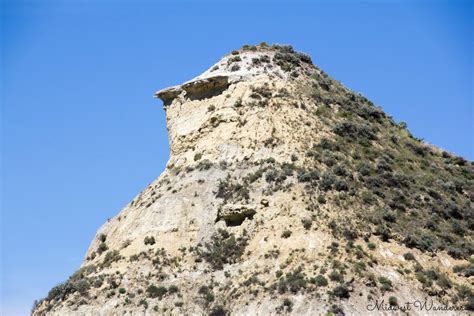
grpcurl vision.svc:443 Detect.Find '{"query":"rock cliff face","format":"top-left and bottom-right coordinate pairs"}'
top-left (34, 43), bottom-right (473, 315)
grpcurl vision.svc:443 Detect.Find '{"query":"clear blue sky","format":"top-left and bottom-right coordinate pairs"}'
top-left (1, 0), bottom-right (472, 314)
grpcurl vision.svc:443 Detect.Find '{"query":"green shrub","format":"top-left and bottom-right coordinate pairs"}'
top-left (358, 163), bottom-right (372, 176)
top-left (447, 247), bottom-right (466, 259)
top-left (230, 64), bottom-right (240, 72)
top-left (334, 179), bottom-right (349, 191)
top-left (353, 261), bottom-right (366, 274)
top-left (44, 271), bottom-right (95, 303)
top-left (197, 229), bottom-right (248, 270)
top-left (378, 276), bottom-right (392, 291)
top-left (466, 296), bottom-right (474, 311)
top-left (144, 236), bottom-right (155, 245)
top-left (388, 296), bottom-right (398, 306)
top-left (73, 279), bottom-right (90, 295)
top-left (138, 299), bottom-right (148, 308)
top-left (228, 55), bottom-right (241, 63)
top-left (343, 229), bottom-right (357, 241)
top-left (333, 165), bottom-right (348, 176)
top-left (452, 262), bottom-right (474, 277)
top-left (281, 230), bottom-right (292, 238)
top-left (250, 84), bottom-right (272, 99)
top-left (332, 285), bottom-right (350, 299)
top-left (317, 195), bottom-right (326, 204)
top-left (168, 285), bottom-right (179, 294)
top-left (194, 153), bottom-right (202, 161)
top-left (209, 306), bottom-right (227, 316)
top-left (282, 298), bottom-right (293, 312)
top-left (97, 242), bottom-right (108, 255)
top-left (147, 285), bottom-right (167, 299)
top-left (367, 242), bottom-right (376, 250)
top-left (277, 267), bottom-right (307, 293)
top-left (246, 169), bottom-right (263, 183)
top-left (404, 233), bottom-right (433, 251)
top-left (215, 176), bottom-right (249, 202)
top-left (415, 272), bottom-right (432, 287)
top-left (329, 271), bottom-right (343, 282)
top-left (375, 225), bottom-right (391, 242)
top-left (382, 211), bottom-right (397, 223)
top-left (403, 252), bottom-right (416, 261)
top-left (99, 234), bottom-right (107, 243)
top-left (328, 305), bottom-right (345, 315)
top-left (436, 273), bottom-right (452, 289)
top-left (103, 250), bottom-right (121, 267)
top-left (297, 169), bottom-right (320, 183)
top-left (93, 277), bottom-right (103, 288)
top-left (198, 285), bottom-right (215, 303)
top-left (333, 121), bottom-right (376, 140)
top-left (320, 173), bottom-right (336, 191)
top-left (314, 275), bottom-right (328, 287)
top-left (301, 218), bottom-right (312, 230)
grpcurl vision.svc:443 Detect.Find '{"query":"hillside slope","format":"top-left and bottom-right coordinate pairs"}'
top-left (33, 43), bottom-right (473, 315)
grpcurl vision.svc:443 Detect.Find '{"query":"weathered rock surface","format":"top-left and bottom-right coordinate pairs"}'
top-left (217, 204), bottom-right (256, 226)
top-left (34, 43), bottom-right (473, 316)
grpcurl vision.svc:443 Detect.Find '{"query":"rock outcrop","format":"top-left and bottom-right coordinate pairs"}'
top-left (217, 204), bottom-right (256, 226)
top-left (34, 43), bottom-right (473, 316)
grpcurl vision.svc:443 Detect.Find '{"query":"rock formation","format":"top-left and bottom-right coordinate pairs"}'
top-left (34, 43), bottom-right (473, 315)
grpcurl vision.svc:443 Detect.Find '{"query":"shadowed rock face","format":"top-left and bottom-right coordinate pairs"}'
top-left (182, 75), bottom-right (231, 101)
top-left (217, 204), bottom-right (256, 226)
top-left (155, 76), bottom-right (231, 105)
top-left (34, 44), bottom-right (473, 316)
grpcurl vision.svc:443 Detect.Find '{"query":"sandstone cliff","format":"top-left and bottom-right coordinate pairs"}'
top-left (33, 43), bottom-right (473, 316)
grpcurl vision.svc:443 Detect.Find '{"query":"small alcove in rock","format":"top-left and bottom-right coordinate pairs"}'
top-left (216, 204), bottom-right (256, 227)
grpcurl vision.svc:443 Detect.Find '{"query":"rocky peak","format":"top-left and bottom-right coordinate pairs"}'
top-left (34, 43), bottom-right (474, 316)
top-left (155, 43), bottom-right (314, 106)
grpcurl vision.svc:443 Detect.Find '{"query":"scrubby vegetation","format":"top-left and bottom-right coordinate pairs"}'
top-left (193, 229), bottom-right (248, 270)
top-left (35, 265), bottom-right (100, 311)
top-left (297, 66), bottom-right (474, 260)
top-left (34, 43), bottom-right (473, 314)
top-left (147, 285), bottom-right (168, 299)
top-left (215, 176), bottom-right (250, 202)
